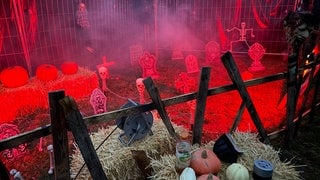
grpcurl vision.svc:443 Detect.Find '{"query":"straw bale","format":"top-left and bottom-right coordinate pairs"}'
top-left (151, 132), bottom-right (302, 180)
top-left (0, 67), bottom-right (98, 123)
top-left (70, 120), bottom-right (186, 179)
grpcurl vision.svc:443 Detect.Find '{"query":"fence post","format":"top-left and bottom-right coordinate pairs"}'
top-left (60, 96), bottom-right (107, 179)
top-left (143, 77), bottom-right (179, 140)
top-left (48, 90), bottom-right (71, 179)
top-left (192, 67), bottom-right (211, 145)
top-left (221, 51), bottom-right (270, 144)
top-left (309, 71), bottom-right (320, 123)
top-left (284, 54), bottom-right (299, 149)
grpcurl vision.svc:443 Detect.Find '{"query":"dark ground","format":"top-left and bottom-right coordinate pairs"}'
top-left (1, 51), bottom-right (320, 179)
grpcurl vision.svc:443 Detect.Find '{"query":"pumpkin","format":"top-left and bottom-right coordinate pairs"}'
top-left (60, 61), bottom-right (78, 75)
top-left (190, 148), bottom-right (221, 175)
top-left (36, 64), bottom-right (58, 81)
top-left (180, 167), bottom-right (196, 180)
top-left (197, 173), bottom-right (220, 180)
top-left (0, 66), bottom-right (29, 88)
top-left (226, 163), bottom-right (249, 180)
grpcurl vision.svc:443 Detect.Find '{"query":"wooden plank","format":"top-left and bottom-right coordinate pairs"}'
top-left (295, 61), bottom-right (318, 137)
top-left (48, 90), bottom-right (70, 180)
top-left (0, 159), bottom-right (9, 180)
top-left (284, 54), bottom-right (299, 149)
top-left (192, 67), bottom-right (211, 145)
top-left (221, 51), bottom-right (270, 144)
top-left (143, 77), bottom-right (179, 140)
top-left (309, 72), bottom-right (320, 123)
top-left (60, 96), bottom-right (107, 180)
top-left (0, 125), bottom-right (51, 151)
top-left (230, 101), bottom-right (246, 133)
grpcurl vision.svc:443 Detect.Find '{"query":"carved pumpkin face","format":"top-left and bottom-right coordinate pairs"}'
top-left (190, 148), bottom-right (221, 175)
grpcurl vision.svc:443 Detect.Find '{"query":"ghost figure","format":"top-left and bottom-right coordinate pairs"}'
top-left (97, 66), bottom-right (109, 93)
top-left (136, 78), bottom-right (145, 104)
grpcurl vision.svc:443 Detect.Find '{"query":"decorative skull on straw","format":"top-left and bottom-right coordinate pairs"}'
top-left (136, 78), bottom-right (145, 104)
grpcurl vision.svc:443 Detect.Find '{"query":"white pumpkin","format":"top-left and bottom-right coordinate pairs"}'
top-left (180, 167), bottom-right (196, 180)
top-left (226, 163), bottom-right (249, 180)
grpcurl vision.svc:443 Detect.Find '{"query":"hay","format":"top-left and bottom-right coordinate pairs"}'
top-left (0, 67), bottom-right (98, 123)
top-left (69, 120), bottom-right (186, 179)
top-left (151, 132), bottom-right (302, 180)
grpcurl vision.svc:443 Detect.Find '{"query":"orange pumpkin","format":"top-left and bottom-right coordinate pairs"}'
top-left (36, 64), bottom-right (58, 81)
top-left (60, 61), bottom-right (78, 75)
top-left (190, 148), bottom-right (221, 175)
top-left (0, 66), bottom-right (29, 88)
top-left (197, 173), bottom-right (220, 180)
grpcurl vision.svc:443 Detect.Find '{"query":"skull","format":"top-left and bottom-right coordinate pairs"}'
top-left (98, 66), bottom-right (109, 80)
top-left (136, 78), bottom-right (145, 93)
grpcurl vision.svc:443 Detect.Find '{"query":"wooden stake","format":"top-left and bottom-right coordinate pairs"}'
top-left (221, 52), bottom-right (270, 144)
top-left (192, 67), bottom-right (211, 145)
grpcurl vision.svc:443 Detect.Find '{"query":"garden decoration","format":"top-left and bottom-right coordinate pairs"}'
top-left (129, 44), bottom-right (143, 66)
top-left (190, 148), bottom-right (221, 175)
top-left (172, 42), bottom-right (184, 60)
top-left (226, 163), bottom-right (250, 180)
top-left (0, 66), bottom-right (29, 88)
top-left (136, 78), bottom-right (146, 104)
top-left (36, 64), bottom-right (58, 81)
top-left (253, 159), bottom-right (274, 180)
top-left (227, 22), bottom-right (255, 52)
top-left (0, 123), bottom-right (26, 161)
top-left (96, 56), bottom-right (114, 94)
top-left (185, 54), bottom-right (199, 74)
top-left (47, 144), bottom-right (54, 175)
top-left (139, 51), bottom-right (159, 79)
top-left (90, 88), bottom-right (107, 114)
top-left (205, 41), bottom-right (221, 64)
top-left (248, 42), bottom-right (266, 72)
top-left (116, 99), bottom-right (153, 146)
top-left (179, 167), bottom-right (196, 180)
top-left (60, 61), bottom-right (78, 75)
top-left (213, 133), bottom-right (243, 163)
top-left (197, 173), bottom-right (220, 180)
top-left (10, 169), bottom-right (24, 180)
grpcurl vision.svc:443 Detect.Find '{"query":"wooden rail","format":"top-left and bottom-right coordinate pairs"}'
top-left (0, 72), bottom-right (286, 151)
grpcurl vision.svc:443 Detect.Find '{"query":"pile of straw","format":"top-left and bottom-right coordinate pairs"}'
top-left (0, 67), bottom-right (98, 123)
top-left (151, 132), bottom-right (302, 180)
top-left (70, 120), bottom-right (186, 179)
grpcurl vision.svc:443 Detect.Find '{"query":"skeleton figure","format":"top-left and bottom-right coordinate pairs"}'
top-left (47, 144), bottom-right (54, 175)
top-left (136, 78), bottom-right (145, 104)
top-left (227, 22), bottom-right (255, 52)
top-left (97, 66), bottom-right (109, 93)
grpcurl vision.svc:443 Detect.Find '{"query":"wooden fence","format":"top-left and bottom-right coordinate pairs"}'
top-left (0, 52), bottom-right (319, 179)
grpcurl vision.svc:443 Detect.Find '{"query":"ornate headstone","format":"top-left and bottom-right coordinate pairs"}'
top-left (90, 88), bottom-right (107, 114)
top-left (205, 41), bottom-right (221, 64)
top-left (174, 72), bottom-right (196, 94)
top-left (139, 51), bottom-right (159, 79)
top-left (185, 54), bottom-right (199, 74)
top-left (248, 42), bottom-right (266, 72)
top-left (130, 44), bottom-right (143, 66)
top-left (172, 42), bottom-right (184, 60)
top-left (0, 123), bottom-right (26, 161)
